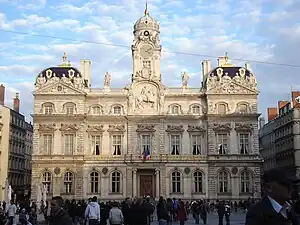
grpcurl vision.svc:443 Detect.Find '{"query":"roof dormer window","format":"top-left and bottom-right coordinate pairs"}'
top-left (172, 105), bottom-right (179, 114)
top-left (113, 106), bottom-right (121, 115)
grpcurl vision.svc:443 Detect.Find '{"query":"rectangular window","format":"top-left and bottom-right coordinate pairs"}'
top-left (239, 133), bottom-right (249, 154)
top-left (217, 133), bottom-right (228, 154)
top-left (66, 106), bottom-right (74, 116)
top-left (64, 134), bottom-right (74, 155)
top-left (191, 135), bottom-right (201, 155)
top-left (91, 135), bottom-right (101, 155)
top-left (44, 106), bottom-right (53, 115)
top-left (141, 135), bottom-right (151, 154)
top-left (65, 182), bottom-right (72, 194)
top-left (171, 135), bottom-right (180, 155)
top-left (43, 134), bottom-right (53, 154)
top-left (112, 135), bottom-right (122, 155)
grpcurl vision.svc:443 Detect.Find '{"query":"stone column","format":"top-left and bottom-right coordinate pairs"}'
top-left (133, 169), bottom-right (137, 197)
top-left (155, 169), bottom-right (160, 199)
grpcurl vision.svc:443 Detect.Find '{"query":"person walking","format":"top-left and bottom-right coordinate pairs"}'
top-left (109, 202), bottom-right (124, 225)
top-left (84, 196), bottom-right (100, 225)
top-left (7, 200), bottom-right (16, 225)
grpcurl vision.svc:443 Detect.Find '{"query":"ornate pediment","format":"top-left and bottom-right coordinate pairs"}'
top-left (136, 124), bottom-right (156, 132)
top-left (206, 75), bottom-right (258, 95)
top-left (107, 124), bottom-right (125, 133)
top-left (187, 125), bottom-right (205, 132)
top-left (38, 124), bottom-right (56, 132)
top-left (166, 125), bottom-right (184, 133)
top-left (59, 123), bottom-right (78, 132)
top-left (34, 81), bottom-right (85, 95)
top-left (86, 125), bottom-right (104, 133)
top-left (235, 123), bottom-right (254, 132)
top-left (212, 123), bottom-right (231, 131)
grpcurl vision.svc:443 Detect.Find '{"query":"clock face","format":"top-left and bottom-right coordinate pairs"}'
top-left (140, 44), bottom-right (153, 58)
top-left (144, 30), bottom-right (150, 36)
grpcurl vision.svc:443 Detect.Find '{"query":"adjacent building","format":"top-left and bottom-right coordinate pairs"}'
top-left (259, 92), bottom-right (300, 186)
top-left (31, 10), bottom-right (262, 201)
top-left (0, 85), bottom-right (33, 201)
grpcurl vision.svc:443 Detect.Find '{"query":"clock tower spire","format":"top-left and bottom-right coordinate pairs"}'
top-left (131, 6), bottom-right (161, 83)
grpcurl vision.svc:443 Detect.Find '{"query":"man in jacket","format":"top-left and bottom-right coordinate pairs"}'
top-left (84, 196), bottom-right (100, 225)
top-left (49, 196), bottom-right (73, 225)
top-left (245, 168), bottom-right (298, 225)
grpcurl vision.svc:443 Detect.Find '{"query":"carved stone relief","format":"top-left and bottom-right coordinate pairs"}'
top-left (107, 125), bottom-right (125, 133)
top-left (212, 123), bottom-right (231, 131)
top-left (166, 125), bottom-right (184, 133)
top-left (126, 82), bottom-right (160, 115)
top-left (38, 124), bottom-right (56, 132)
top-left (59, 123), bottom-right (78, 132)
top-left (235, 123), bottom-right (254, 132)
top-left (206, 71), bottom-right (258, 94)
top-left (136, 124), bottom-right (156, 132)
top-left (187, 125), bottom-right (205, 133)
top-left (86, 125), bottom-right (104, 133)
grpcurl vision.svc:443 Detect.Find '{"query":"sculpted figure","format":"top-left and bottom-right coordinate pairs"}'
top-left (74, 74), bottom-right (83, 89)
top-left (36, 74), bottom-right (46, 88)
top-left (141, 61), bottom-right (151, 79)
top-left (61, 74), bottom-right (69, 83)
top-left (181, 72), bottom-right (189, 88)
top-left (104, 72), bottom-right (111, 87)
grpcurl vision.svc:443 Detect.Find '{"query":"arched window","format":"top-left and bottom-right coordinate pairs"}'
top-left (92, 106), bottom-right (101, 115)
top-left (218, 171), bottom-right (229, 193)
top-left (171, 171), bottom-right (181, 193)
top-left (42, 171), bottom-right (52, 193)
top-left (64, 172), bottom-right (73, 194)
top-left (171, 105), bottom-right (180, 114)
top-left (43, 103), bottom-right (54, 115)
top-left (191, 105), bottom-right (201, 114)
top-left (63, 102), bottom-right (76, 116)
top-left (111, 171), bottom-right (121, 193)
top-left (217, 103), bottom-right (227, 114)
top-left (193, 171), bottom-right (203, 193)
top-left (241, 171), bottom-right (251, 193)
top-left (238, 103), bottom-right (248, 113)
top-left (113, 106), bottom-right (121, 115)
top-left (90, 171), bottom-right (99, 193)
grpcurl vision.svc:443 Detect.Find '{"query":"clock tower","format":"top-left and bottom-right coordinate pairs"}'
top-left (131, 5), bottom-right (162, 83)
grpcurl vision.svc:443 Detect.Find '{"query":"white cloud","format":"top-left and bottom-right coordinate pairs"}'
top-left (0, 0), bottom-right (299, 120)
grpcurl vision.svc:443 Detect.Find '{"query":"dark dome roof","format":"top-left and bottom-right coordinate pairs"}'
top-left (37, 66), bottom-right (88, 88)
top-left (39, 66), bottom-right (82, 79)
top-left (209, 66), bottom-right (251, 78)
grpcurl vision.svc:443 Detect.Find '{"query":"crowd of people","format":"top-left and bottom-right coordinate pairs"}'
top-left (0, 195), bottom-right (255, 225)
top-left (2, 168), bottom-right (300, 225)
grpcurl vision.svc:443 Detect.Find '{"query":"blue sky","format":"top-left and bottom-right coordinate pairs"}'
top-left (0, 0), bottom-right (300, 121)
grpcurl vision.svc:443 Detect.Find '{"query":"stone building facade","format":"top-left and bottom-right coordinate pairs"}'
top-left (31, 12), bottom-right (262, 201)
top-left (0, 85), bottom-right (33, 200)
top-left (259, 92), bottom-right (300, 185)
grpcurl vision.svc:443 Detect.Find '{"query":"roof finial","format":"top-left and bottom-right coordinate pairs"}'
top-left (144, 0), bottom-right (149, 16)
top-left (225, 52), bottom-right (229, 62)
top-left (62, 52), bottom-right (67, 62)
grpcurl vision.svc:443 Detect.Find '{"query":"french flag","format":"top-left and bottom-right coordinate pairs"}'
top-left (142, 146), bottom-right (151, 161)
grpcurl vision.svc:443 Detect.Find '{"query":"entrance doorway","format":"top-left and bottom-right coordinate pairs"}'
top-left (140, 175), bottom-right (153, 197)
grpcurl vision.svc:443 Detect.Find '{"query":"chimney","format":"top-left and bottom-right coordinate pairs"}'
top-left (291, 91), bottom-right (300, 108)
top-left (0, 84), bottom-right (5, 106)
top-left (217, 56), bottom-right (227, 67)
top-left (259, 117), bottom-right (266, 129)
top-left (267, 107), bottom-right (278, 121)
top-left (80, 59), bottom-right (91, 87)
top-left (245, 62), bottom-right (251, 70)
top-left (278, 101), bottom-right (289, 110)
top-left (202, 60), bottom-right (211, 83)
top-left (13, 93), bottom-right (20, 112)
